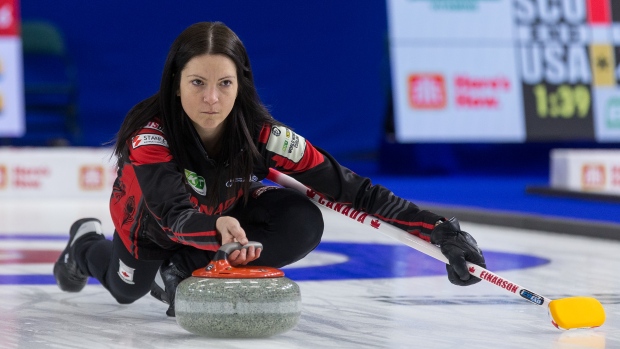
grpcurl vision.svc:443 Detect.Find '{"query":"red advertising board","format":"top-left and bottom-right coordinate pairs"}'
top-left (0, 0), bottom-right (19, 36)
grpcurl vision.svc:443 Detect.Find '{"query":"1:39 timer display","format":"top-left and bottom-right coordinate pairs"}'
top-left (531, 84), bottom-right (591, 119)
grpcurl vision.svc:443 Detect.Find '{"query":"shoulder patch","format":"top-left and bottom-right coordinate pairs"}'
top-left (266, 126), bottom-right (306, 163)
top-left (132, 134), bottom-right (168, 149)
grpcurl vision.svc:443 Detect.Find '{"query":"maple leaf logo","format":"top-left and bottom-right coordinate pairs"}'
top-left (306, 189), bottom-right (317, 198)
top-left (468, 266), bottom-right (476, 273)
top-left (370, 219), bottom-right (380, 229)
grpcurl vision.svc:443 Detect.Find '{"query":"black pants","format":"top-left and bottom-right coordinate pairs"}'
top-left (75, 186), bottom-right (324, 304)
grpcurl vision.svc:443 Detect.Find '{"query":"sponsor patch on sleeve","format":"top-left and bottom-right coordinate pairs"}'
top-left (131, 134), bottom-right (168, 149)
top-left (266, 126), bottom-right (306, 163)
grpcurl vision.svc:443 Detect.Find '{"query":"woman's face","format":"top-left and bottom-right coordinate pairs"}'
top-left (178, 54), bottom-right (238, 143)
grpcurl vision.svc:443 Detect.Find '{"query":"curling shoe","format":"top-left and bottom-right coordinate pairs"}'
top-left (53, 218), bottom-right (104, 292)
top-left (150, 261), bottom-right (188, 317)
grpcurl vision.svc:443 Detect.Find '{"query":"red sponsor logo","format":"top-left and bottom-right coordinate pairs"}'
top-left (79, 165), bottom-right (105, 190)
top-left (611, 166), bottom-right (620, 187)
top-left (479, 270), bottom-right (518, 293)
top-left (455, 75), bottom-right (510, 90)
top-left (132, 136), bottom-right (142, 148)
top-left (0, 0), bottom-right (19, 36)
top-left (408, 74), bottom-right (447, 109)
top-left (12, 166), bottom-right (50, 188)
top-left (581, 164), bottom-right (606, 189)
top-left (0, 165), bottom-right (6, 189)
top-left (468, 266), bottom-right (476, 273)
top-left (454, 75), bottom-right (510, 109)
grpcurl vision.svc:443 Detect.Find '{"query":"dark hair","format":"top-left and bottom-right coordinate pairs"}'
top-left (113, 22), bottom-right (279, 205)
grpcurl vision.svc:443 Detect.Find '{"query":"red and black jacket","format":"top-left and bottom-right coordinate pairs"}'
top-left (110, 119), bottom-right (442, 259)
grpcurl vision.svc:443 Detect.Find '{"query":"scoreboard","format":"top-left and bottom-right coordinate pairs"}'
top-left (388, 0), bottom-right (620, 142)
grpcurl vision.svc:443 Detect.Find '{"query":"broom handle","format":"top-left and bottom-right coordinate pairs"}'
top-left (266, 168), bottom-right (551, 307)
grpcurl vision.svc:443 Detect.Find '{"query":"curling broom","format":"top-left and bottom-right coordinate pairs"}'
top-left (266, 168), bottom-right (606, 330)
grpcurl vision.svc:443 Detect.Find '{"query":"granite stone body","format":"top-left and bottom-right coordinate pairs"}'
top-left (175, 276), bottom-right (301, 338)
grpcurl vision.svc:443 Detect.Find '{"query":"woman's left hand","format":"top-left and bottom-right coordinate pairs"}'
top-left (228, 245), bottom-right (262, 266)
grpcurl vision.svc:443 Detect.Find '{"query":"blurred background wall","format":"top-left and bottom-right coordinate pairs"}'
top-left (9, 0), bottom-right (619, 177)
top-left (16, 1), bottom-right (390, 160)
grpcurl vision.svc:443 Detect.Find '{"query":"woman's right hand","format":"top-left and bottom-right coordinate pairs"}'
top-left (215, 216), bottom-right (261, 266)
top-left (216, 216), bottom-right (248, 245)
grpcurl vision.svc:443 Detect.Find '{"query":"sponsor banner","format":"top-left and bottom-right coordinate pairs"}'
top-left (391, 46), bottom-right (524, 142)
top-left (550, 149), bottom-right (620, 194)
top-left (0, 0), bottom-right (24, 137)
top-left (0, 148), bottom-right (116, 199)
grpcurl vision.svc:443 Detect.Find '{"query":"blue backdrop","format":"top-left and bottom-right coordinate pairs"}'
top-left (20, 0), bottom-right (390, 159)
top-left (21, 1), bottom-right (618, 177)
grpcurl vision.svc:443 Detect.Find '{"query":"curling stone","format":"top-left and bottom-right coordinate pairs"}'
top-left (175, 241), bottom-right (302, 338)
